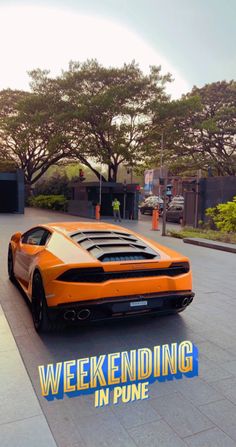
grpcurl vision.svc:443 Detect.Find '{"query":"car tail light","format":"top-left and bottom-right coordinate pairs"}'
top-left (169, 262), bottom-right (190, 274)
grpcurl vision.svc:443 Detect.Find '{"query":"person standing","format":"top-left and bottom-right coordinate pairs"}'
top-left (112, 198), bottom-right (121, 222)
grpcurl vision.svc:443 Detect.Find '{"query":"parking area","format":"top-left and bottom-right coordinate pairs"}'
top-left (1, 208), bottom-right (236, 447)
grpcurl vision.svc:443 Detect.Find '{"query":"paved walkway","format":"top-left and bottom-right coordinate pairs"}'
top-left (0, 305), bottom-right (56, 447)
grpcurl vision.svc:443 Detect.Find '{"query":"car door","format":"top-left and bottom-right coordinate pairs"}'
top-left (167, 206), bottom-right (176, 221)
top-left (14, 227), bottom-right (51, 287)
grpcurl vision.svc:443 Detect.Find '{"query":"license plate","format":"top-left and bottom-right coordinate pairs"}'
top-left (130, 300), bottom-right (148, 307)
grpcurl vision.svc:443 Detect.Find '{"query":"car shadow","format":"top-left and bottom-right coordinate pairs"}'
top-left (11, 277), bottom-right (192, 369)
top-left (39, 311), bottom-right (191, 364)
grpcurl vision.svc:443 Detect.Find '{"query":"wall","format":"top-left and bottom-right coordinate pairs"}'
top-left (0, 170), bottom-right (24, 213)
top-left (200, 176), bottom-right (236, 219)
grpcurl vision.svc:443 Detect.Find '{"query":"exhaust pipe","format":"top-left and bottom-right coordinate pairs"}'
top-left (181, 297), bottom-right (189, 307)
top-left (64, 310), bottom-right (76, 321)
top-left (77, 308), bottom-right (91, 321)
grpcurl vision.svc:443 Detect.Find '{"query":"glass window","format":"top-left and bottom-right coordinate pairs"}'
top-left (22, 228), bottom-right (51, 246)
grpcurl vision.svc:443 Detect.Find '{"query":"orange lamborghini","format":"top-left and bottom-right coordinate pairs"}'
top-left (8, 222), bottom-right (194, 332)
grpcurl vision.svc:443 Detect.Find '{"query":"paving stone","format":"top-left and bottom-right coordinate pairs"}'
top-left (199, 400), bottom-right (236, 441)
top-left (41, 400), bottom-right (86, 447)
top-left (0, 313), bottom-right (17, 352)
top-left (0, 347), bottom-right (41, 426)
top-left (0, 303), bottom-right (57, 447)
top-left (196, 341), bottom-right (233, 362)
top-left (185, 427), bottom-right (236, 446)
top-left (211, 377), bottom-right (236, 404)
top-left (111, 398), bottom-right (161, 429)
top-left (128, 419), bottom-right (188, 447)
top-left (176, 376), bottom-right (223, 406)
top-left (150, 393), bottom-right (214, 437)
top-left (0, 415), bottom-right (56, 447)
top-left (4, 309), bottom-right (30, 337)
top-left (198, 354), bottom-right (233, 383)
top-left (149, 378), bottom-right (181, 398)
top-left (223, 360), bottom-right (236, 376)
top-left (75, 411), bottom-right (137, 447)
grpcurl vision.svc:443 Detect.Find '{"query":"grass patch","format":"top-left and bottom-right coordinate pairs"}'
top-left (168, 227), bottom-right (236, 244)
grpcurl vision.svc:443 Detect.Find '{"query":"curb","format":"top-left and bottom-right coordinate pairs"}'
top-left (183, 237), bottom-right (236, 253)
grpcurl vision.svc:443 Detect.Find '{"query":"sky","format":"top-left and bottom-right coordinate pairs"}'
top-left (0, 0), bottom-right (235, 98)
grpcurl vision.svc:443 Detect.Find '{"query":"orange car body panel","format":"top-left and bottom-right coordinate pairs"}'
top-left (10, 222), bottom-right (193, 307)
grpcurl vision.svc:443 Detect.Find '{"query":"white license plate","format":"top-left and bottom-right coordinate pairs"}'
top-left (130, 300), bottom-right (148, 307)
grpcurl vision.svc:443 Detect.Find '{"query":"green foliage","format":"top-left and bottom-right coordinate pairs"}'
top-left (0, 89), bottom-right (72, 187)
top-left (28, 195), bottom-right (68, 211)
top-left (149, 80), bottom-right (236, 176)
top-left (0, 64), bottom-right (235, 184)
top-left (206, 197), bottom-right (236, 232)
top-left (183, 81), bottom-right (236, 176)
top-left (33, 173), bottom-right (71, 198)
top-left (148, 96), bottom-right (202, 175)
top-left (30, 60), bottom-right (172, 182)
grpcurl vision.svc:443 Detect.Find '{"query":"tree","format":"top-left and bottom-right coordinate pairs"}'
top-left (145, 81), bottom-right (236, 176)
top-left (0, 89), bottom-right (28, 118)
top-left (180, 81), bottom-right (236, 175)
top-left (0, 89), bottom-right (75, 194)
top-left (146, 96), bottom-right (202, 175)
top-left (30, 60), bottom-right (172, 182)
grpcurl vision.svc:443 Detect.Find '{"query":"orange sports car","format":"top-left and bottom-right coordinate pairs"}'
top-left (8, 222), bottom-right (194, 332)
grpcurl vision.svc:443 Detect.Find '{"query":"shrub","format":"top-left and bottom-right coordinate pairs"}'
top-left (28, 195), bottom-right (68, 211)
top-left (33, 174), bottom-right (71, 199)
top-left (206, 196), bottom-right (236, 233)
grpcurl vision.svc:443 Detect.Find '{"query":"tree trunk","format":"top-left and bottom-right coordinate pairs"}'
top-left (108, 165), bottom-right (113, 182)
top-left (112, 163), bottom-right (118, 182)
top-left (108, 163), bottom-right (118, 182)
top-left (25, 182), bottom-right (33, 202)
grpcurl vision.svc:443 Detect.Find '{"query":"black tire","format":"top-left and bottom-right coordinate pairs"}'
top-left (8, 245), bottom-right (15, 281)
top-left (31, 272), bottom-right (51, 333)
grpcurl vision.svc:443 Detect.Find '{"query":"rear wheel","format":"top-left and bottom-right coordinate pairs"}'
top-left (8, 245), bottom-right (15, 281)
top-left (31, 272), bottom-right (51, 333)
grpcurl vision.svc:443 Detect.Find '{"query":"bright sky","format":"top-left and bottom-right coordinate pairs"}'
top-left (0, 5), bottom-right (190, 98)
top-left (0, 2), bottom-right (235, 98)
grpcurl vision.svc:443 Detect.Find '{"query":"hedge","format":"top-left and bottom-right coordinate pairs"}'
top-left (28, 195), bottom-right (68, 211)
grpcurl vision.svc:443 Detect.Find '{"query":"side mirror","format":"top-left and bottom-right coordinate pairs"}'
top-left (11, 232), bottom-right (22, 243)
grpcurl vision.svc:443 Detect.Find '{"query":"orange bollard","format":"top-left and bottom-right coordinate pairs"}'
top-left (152, 208), bottom-right (159, 230)
top-left (95, 204), bottom-right (100, 220)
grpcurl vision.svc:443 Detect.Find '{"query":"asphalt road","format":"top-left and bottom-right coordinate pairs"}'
top-left (1, 208), bottom-right (236, 447)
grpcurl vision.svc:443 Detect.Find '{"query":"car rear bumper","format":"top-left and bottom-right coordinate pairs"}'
top-left (48, 290), bottom-right (195, 323)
